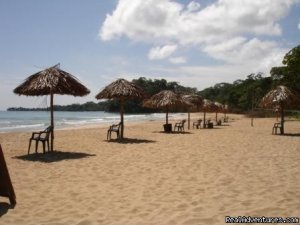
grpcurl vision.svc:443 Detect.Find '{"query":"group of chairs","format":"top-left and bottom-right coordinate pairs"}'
top-left (171, 116), bottom-right (228, 132)
top-left (27, 116), bottom-right (283, 154)
top-left (27, 116), bottom-right (229, 154)
top-left (27, 122), bottom-right (123, 154)
top-left (192, 118), bottom-right (224, 129)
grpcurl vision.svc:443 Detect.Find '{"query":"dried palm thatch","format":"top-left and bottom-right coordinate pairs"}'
top-left (143, 90), bottom-right (188, 126)
top-left (14, 64), bottom-right (90, 151)
top-left (259, 85), bottom-right (297, 108)
top-left (259, 85), bottom-right (298, 134)
top-left (202, 99), bottom-right (214, 111)
top-left (95, 79), bottom-right (145, 100)
top-left (182, 95), bottom-right (203, 111)
top-left (95, 78), bottom-right (145, 139)
top-left (14, 64), bottom-right (90, 96)
top-left (182, 95), bottom-right (203, 129)
top-left (214, 102), bottom-right (223, 110)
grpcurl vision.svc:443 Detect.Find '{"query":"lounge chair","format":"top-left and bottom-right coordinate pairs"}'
top-left (107, 122), bottom-right (122, 140)
top-left (193, 119), bottom-right (202, 129)
top-left (28, 126), bottom-right (53, 154)
top-left (174, 120), bottom-right (186, 132)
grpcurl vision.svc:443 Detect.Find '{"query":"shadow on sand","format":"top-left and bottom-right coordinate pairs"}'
top-left (153, 131), bottom-right (193, 134)
top-left (13, 150), bottom-right (96, 163)
top-left (0, 202), bottom-right (15, 217)
top-left (281, 133), bottom-right (300, 137)
top-left (106, 138), bottom-right (156, 144)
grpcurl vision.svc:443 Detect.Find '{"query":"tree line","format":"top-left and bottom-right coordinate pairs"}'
top-left (8, 45), bottom-right (299, 113)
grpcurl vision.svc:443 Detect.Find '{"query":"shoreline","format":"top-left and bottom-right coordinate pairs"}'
top-left (0, 111), bottom-right (186, 134)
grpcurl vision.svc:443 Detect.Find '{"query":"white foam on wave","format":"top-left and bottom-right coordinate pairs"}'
top-left (0, 123), bottom-right (45, 131)
top-left (0, 120), bottom-right (11, 124)
top-left (0, 111), bottom-right (176, 132)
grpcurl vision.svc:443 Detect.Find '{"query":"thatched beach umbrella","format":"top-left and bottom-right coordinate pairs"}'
top-left (214, 101), bottom-right (224, 123)
top-left (224, 104), bottom-right (229, 117)
top-left (182, 95), bottom-right (203, 129)
top-left (202, 99), bottom-right (214, 128)
top-left (95, 78), bottom-right (145, 139)
top-left (143, 90), bottom-right (188, 132)
top-left (14, 64), bottom-right (90, 151)
top-left (259, 85), bottom-right (298, 134)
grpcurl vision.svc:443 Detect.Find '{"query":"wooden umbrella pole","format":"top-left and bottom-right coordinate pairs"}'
top-left (166, 106), bottom-right (169, 124)
top-left (50, 93), bottom-right (54, 152)
top-left (120, 98), bottom-right (124, 139)
top-left (188, 111), bottom-right (190, 130)
top-left (280, 102), bottom-right (284, 135)
top-left (203, 111), bottom-right (206, 128)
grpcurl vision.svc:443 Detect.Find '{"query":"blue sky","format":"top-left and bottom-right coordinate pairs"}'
top-left (0, 0), bottom-right (299, 110)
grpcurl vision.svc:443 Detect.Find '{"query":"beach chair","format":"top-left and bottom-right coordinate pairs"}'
top-left (174, 120), bottom-right (186, 132)
top-left (204, 119), bottom-right (213, 128)
top-left (193, 119), bottom-right (202, 129)
top-left (28, 126), bottom-right (53, 154)
top-left (272, 122), bottom-right (282, 135)
top-left (107, 122), bottom-right (122, 140)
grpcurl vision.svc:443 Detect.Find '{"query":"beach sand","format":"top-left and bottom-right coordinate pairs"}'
top-left (0, 113), bottom-right (299, 225)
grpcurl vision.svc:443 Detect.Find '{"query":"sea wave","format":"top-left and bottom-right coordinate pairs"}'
top-left (0, 111), bottom-right (177, 133)
top-left (0, 123), bottom-right (46, 132)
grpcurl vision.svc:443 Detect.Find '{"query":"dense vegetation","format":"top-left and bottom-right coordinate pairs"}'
top-left (270, 45), bottom-right (300, 94)
top-left (8, 45), bottom-right (299, 113)
top-left (198, 73), bottom-right (273, 112)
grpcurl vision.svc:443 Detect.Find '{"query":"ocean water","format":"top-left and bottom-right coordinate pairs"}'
top-left (0, 111), bottom-right (180, 133)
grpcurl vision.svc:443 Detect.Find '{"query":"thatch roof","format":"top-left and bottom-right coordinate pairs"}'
top-left (14, 64), bottom-right (90, 96)
top-left (202, 99), bottom-right (215, 111)
top-left (214, 101), bottom-right (224, 112)
top-left (182, 95), bottom-right (203, 111)
top-left (95, 78), bottom-right (145, 100)
top-left (259, 85), bottom-right (298, 108)
top-left (143, 90), bottom-right (188, 109)
top-left (182, 95), bottom-right (203, 106)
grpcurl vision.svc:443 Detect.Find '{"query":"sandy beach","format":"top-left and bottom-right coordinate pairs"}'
top-left (0, 113), bottom-right (299, 225)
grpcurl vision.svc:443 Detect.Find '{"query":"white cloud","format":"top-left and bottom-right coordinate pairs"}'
top-left (100, 0), bottom-right (296, 43)
top-left (148, 45), bottom-right (177, 60)
top-left (169, 57), bottom-right (186, 64)
top-left (100, 0), bottom-right (298, 76)
top-left (100, 0), bottom-right (183, 42)
top-left (298, 20), bottom-right (300, 30)
top-left (203, 38), bottom-right (284, 65)
top-left (187, 1), bottom-right (201, 12)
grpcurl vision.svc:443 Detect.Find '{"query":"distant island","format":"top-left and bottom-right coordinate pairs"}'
top-left (7, 99), bottom-right (158, 114)
top-left (8, 101), bottom-right (108, 112)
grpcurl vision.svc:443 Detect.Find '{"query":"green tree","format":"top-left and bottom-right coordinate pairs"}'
top-left (271, 45), bottom-right (300, 93)
top-left (199, 73), bottom-right (272, 111)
